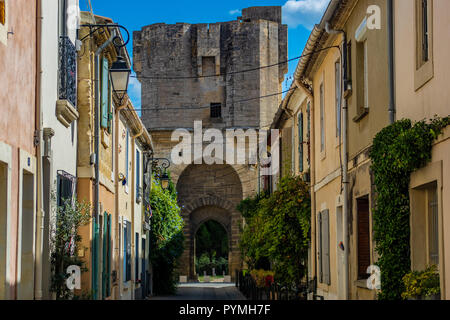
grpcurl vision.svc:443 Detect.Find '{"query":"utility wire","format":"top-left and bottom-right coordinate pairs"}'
top-left (131, 45), bottom-right (339, 80)
top-left (131, 88), bottom-right (296, 112)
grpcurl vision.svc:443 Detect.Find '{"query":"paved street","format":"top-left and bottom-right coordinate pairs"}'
top-left (150, 283), bottom-right (246, 300)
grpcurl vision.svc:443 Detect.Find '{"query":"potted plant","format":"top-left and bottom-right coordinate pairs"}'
top-left (402, 265), bottom-right (441, 300)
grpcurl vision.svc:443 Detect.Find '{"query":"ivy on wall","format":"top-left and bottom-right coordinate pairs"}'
top-left (370, 116), bottom-right (449, 300)
top-left (149, 172), bottom-right (185, 295)
top-left (237, 175), bottom-right (311, 287)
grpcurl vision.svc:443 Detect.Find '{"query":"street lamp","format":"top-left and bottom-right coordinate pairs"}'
top-left (109, 55), bottom-right (131, 105)
top-left (149, 157), bottom-right (171, 190)
top-left (160, 171), bottom-right (170, 190)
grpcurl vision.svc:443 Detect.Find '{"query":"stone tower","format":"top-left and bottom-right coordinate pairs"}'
top-left (134, 6), bottom-right (287, 280)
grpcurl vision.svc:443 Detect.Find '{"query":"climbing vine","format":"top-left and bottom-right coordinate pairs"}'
top-left (149, 172), bottom-right (185, 295)
top-left (370, 116), bottom-right (449, 300)
top-left (238, 175), bottom-right (311, 287)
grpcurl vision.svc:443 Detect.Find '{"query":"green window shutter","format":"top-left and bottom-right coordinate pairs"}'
top-left (318, 211), bottom-right (323, 283)
top-left (322, 209), bottom-right (331, 285)
top-left (101, 57), bottom-right (109, 129)
top-left (298, 113), bottom-right (304, 173)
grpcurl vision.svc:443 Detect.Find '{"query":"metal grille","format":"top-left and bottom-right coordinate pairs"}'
top-left (58, 36), bottom-right (77, 108)
top-left (210, 103), bottom-right (222, 118)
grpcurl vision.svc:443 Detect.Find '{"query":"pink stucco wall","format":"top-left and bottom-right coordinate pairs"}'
top-left (0, 0), bottom-right (37, 299)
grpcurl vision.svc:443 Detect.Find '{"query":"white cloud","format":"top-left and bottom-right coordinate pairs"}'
top-left (282, 0), bottom-right (330, 30)
top-left (229, 9), bottom-right (241, 16)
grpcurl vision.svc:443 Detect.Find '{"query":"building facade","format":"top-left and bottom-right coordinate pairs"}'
top-left (0, 0), bottom-right (38, 300)
top-left (394, 0), bottom-right (450, 299)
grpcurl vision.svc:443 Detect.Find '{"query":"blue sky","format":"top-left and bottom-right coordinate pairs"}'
top-left (81, 0), bottom-right (330, 111)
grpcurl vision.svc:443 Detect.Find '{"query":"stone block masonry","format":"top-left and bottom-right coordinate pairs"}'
top-left (134, 6), bottom-right (288, 281)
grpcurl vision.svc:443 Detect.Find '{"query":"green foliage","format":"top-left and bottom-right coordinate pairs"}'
top-left (195, 220), bottom-right (228, 274)
top-left (370, 116), bottom-right (449, 300)
top-left (402, 265), bottom-right (440, 299)
top-left (50, 198), bottom-right (91, 300)
top-left (238, 175), bottom-right (311, 287)
top-left (149, 172), bottom-right (185, 295)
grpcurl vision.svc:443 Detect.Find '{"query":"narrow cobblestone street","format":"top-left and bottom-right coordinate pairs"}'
top-left (150, 283), bottom-right (246, 300)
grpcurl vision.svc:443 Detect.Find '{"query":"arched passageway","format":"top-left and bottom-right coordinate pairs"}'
top-left (195, 219), bottom-right (229, 279)
top-left (176, 164), bottom-right (243, 280)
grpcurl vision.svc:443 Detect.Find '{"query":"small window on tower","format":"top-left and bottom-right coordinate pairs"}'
top-left (210, 103), bottom-right (222, 119)
top-left (202, 56), bottom-right (216, 76)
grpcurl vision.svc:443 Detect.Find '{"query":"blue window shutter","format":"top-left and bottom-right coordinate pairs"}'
top-left (136, 150), bottom-right (140, 194)
top-left (298, 113), bottom-right (304, 173)
top-left (101, 57), bottom-right (109, 129)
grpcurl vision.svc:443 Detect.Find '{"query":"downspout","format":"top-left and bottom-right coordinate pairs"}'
top-left (325, 21), bottom-right (349, 300)
top-left (387, 0), bottom-right (395, 124)
top-left (93, 29), bottom-right (115, 299)
top-left (34, 0), bottom-right (44, 300)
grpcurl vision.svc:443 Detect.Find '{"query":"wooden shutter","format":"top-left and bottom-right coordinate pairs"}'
top-left (357, 198), bottom-right (370, 279)
top-left (298, 113), bottom-right (304, 173)
top-left (317, 211), bottom-right (323, 283)
top-left (322, 210), bottom-right (331, 285)
top-left (101, 57), bottom-right (109, 129)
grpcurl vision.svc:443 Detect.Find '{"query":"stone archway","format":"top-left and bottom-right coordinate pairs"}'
top-left (191, 210), bottom-right (231, 278)
top-left (176, 164), bottom-right (243, 280)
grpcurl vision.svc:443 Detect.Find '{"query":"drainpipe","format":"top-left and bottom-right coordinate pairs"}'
top-left (325, 21), bottom-right (349, 300)
top-left (93, 29), bottom-right (116, 299)
top-left (34, 0), bottom-right (44, 300)
top-left (387, 0), bottom-right (395, 124)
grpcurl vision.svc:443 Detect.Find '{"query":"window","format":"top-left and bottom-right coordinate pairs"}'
top-left (354, 39), bottom-right (369, 121)
top-left (318, 210), bottom-right (330, 285)
top-left (56, 171), bottom-right (76, 208)
top-left (210, 103), bottom-right (222, 118)
top-left (135, 233), bottom-right (139, 282)
top-left (202, 56), bottom-right (216, 76)
top-left (428, 185), bottom-right (439, 266)
top-left (415, 0), bottom-right (433, 90)
top-left (357, 197), bottom-right (370, 280)
top-left (123, 220), bottom-right (131, 282)
top-left (306, 102), bottom-right (311, 166)
top-left (335, 60), bottom-right (341, 138)
top-left (298, 112), bottom-right (304, 173)
top-left (101, 57), bottom-right (110, 129)
top-left (420, 0), bottom-right (429, 64)
top-left (0, 0), bottom-right (5, 25)
top-left (136, 149), bottom-right (141, 201)
top-left (320, 83), bottom-right (325, 153)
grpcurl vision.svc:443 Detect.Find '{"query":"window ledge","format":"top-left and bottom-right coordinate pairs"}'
top-left (355, 279), bottom-right (369, 289)
top-left (352, 108), bottom-right (369, 123)
top-left (56, 99), bottom-right (79, 128)
top-left (414, 60), bottom-right (434, 91)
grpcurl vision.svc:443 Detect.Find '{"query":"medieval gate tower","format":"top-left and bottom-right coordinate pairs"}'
top-left (134, 6), bottom-right (287, 280)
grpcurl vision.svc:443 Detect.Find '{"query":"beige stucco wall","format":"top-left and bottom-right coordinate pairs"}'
top-left (395, 0), bottom-right (450, 299)
top-left (394, 0), bottom-right (450, 121)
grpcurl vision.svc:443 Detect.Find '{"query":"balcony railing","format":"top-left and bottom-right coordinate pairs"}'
top-left (58, 36), bottom-right (77, 108)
